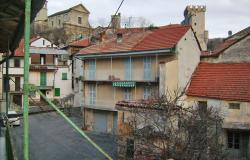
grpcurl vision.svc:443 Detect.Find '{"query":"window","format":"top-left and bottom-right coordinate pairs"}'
top-left (62, 73), bottom-right (68, 80)
top-left (40, 72), bottom-right (47, 86)
top-left (125, 58), bottom-right (132, 80)
top-left (58, 19), bottom-right (61, 25)
top-left (88, 60), bottom-right (96, 80)
top-left (54, 88), bottom-right (60, 96)
top-left (78, 17), bottom-right (82, 24)
top-left (143, 56), bottom-right (152, 80)
top-left (89, 84), bottom-right (96, 105)
top-left (51, 21), bottom-right (54, 27)
top-left (229, 103), bottom-right (240, 110)
top-left (43, 40), bottom-right (45, 46)
top-left (198, 101), bottom-right (207, 120)
top-left (228, 131), bottom-right (240, 149)
top-left (143, 86), bottom-right (151, 99)
top-left (14, 59), bottom-right (20, 67)
top-left (40, 54), bottom-right (46, 64)
top-left (126, 139), bottom-right (134, 159)
top-left (124, 88), bottom-right (132, 101)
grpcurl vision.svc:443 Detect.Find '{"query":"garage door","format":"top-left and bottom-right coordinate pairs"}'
top-left (93, 110), bottom-right (107, 133)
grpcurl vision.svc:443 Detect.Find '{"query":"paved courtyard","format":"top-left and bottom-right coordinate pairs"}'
top-left (11, 111), bottom-right (117, 160)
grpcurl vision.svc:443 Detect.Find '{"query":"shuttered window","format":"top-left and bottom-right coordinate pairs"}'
top-left (124, 88), bottom-right (132, 101)
top-left (62, 73), bottom-right (67, 80)
top-left (89, 84), bottom-right (96, 105)
top-left (54, 88), bottom-right (60, 96)
top-left (40, 72), bottom-right (47, 86)
top-left (143, 56), bottom-right (152, 80)
top-left (125, 58), bottom-right (132, 80)
top-left (88, 60), bottom-right (96, 80)
top-left (143, 86), bottom-right (152, 99)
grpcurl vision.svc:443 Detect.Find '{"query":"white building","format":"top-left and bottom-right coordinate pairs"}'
top-left (3, 37), bottom-right (73, 108)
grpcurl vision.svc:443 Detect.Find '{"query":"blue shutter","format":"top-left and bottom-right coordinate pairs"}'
top-left (125, 58), bottom-right (132, 80)
top-left (88, 60), bottom-right (96, 80)
top-left (124, 88), bottom-right (132, 101)
top-left (143, 57), bottom-right (152, 80)
top-left (143, 87), bottom-right (151, 99)
top-left (89, 84), bottom-right (96, 105)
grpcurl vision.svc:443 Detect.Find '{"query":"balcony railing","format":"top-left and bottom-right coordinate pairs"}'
top-left (30, 64), bottom-right (57, 71)
top-left (84, 70), bottom-right (159, 82)
top-left (84, 99), bottom-right (117, 110)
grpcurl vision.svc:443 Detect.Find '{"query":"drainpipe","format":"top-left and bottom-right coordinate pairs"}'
top-left (23, 0), bottom-right (32, 159)
top-left (5, 52), bottom-right (10, 114)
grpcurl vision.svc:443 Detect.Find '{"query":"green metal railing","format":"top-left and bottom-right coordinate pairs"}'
top-left (22, 1), bottom-right (113, 159)
top-left (23, 0), bottom-right (31, 160)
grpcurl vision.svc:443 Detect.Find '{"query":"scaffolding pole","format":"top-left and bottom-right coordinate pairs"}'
top-left (23, 0), bottom-right (31, 159)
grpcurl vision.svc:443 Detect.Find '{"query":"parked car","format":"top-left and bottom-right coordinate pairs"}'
top-left (6, 111), bottom-right (21, 126)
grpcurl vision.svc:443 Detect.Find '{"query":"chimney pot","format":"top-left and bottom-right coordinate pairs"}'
top-left (228, 30), bottom-right (232, 37)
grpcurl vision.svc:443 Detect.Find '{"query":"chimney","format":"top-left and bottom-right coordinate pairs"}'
top-left (111, 13), bottom-right (121, 29)
top-left (228, 30), bottom-right (232, 37)
top-left (117, 33), bottom-right (123, 43)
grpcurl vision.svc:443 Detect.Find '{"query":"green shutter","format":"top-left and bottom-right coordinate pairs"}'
top-left (54, 88), bottom-right (60, 96)
top-left (62, 73), bottom-right (67, 80)
top-left (40, 72), bottom-right (47, 86)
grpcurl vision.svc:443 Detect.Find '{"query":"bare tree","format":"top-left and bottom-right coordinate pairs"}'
top-left (117, 91), bottom-right (227, 160)
top-left (122, 16), bottom-right (152, 28)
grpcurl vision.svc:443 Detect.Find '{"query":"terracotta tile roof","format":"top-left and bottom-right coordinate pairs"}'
top-left (14, 37), bottom-right (41, 57)
top-left (186, 63), bottom-right (250, 102)
top-left (69, 38), bottom-right (90, 47)
top-left (116, 99), bottom-right (162, 110)
top-left (78, 24), bottom-right (190, 55)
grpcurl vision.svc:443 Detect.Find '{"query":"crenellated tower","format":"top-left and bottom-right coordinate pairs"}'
top-left (182, 5), bottom-right (208, 51)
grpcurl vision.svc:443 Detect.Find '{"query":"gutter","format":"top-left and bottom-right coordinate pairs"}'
top-left (76, 48), bottom-right (175, 59)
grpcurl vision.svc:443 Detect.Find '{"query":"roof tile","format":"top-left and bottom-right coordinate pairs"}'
top-left (186, 63), bottom-right (250, 102)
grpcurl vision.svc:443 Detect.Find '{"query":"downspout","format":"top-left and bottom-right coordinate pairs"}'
top-left (5, 52), bottom-right (9, 114)
top-left (23, 0), bottom-right (32, 160)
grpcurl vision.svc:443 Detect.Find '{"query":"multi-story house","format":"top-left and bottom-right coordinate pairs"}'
top-left (76, 24), bottom-right (201, 134)
top-left (3, 50), bottom-right (24, 108)
top-left (63, 38), bottom-right (91, 107)
top-left (186, 26), bottom-right (250, 159)
top-left (3, 36), bottom-right (72, 108)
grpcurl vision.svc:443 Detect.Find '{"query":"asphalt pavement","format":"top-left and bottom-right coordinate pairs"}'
top-left (11, 111), bottom-right (117, 160)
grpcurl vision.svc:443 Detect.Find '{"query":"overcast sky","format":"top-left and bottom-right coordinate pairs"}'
top-left (47, 0), bottom-right (250, 38)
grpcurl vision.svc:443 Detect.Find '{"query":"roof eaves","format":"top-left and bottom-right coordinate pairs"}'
top-left (76, 48), bottom-right (175, 59)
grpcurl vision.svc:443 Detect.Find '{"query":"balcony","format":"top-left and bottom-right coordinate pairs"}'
top-left (30, 64), bottom-right (57, 71)
top-left (84, 70), bottom-right (159, 83)
top-left (84, 99), bottom-right (116, 111)
top-left (3, 67), bottom-right (23, 75)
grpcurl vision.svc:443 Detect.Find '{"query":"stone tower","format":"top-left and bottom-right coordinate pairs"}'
top-left (182, 5), bottom-right (208, 51)
top-left (33, 1), bottom-right (48, 34)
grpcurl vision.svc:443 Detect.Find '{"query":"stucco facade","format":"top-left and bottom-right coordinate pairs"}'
top-left (78, 26), bottom-right (201, 134)
top-left (186, 96), bottom-right (250, 159)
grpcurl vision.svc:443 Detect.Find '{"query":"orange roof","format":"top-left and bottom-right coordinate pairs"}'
top-left (186, 63), bottom-right (250, 102)
top-left (14, 37), bottom-right (41, 57)
top-left (78, 24), bottom-right (190, 55)
top-left (69, 38), bottom-right (91, 47)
